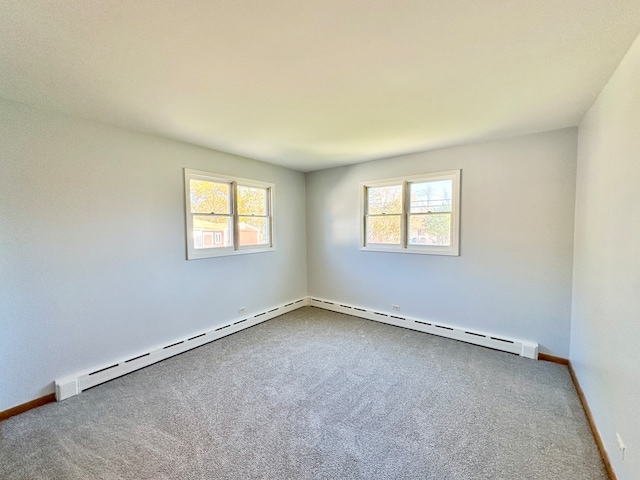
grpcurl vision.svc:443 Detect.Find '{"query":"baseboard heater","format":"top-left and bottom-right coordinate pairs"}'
top-left (307, 297), bottom-right (538, 359)
top-left (55, 298), bottom-right (309, 401)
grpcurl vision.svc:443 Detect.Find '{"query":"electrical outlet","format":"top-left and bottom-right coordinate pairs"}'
top-left (616, 433), bottom-right (626, 460)
top-left (238, 307), bottom-right (246, 314)
top-left (392, 304), bottom-right (400, 311)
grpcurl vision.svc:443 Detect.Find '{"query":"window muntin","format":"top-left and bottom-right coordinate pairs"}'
top-left (184, 169), bottom-right (275, 259)
top-left (362, 170), bottom-right (460, 256)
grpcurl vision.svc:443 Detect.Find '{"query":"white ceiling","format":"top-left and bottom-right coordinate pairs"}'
top-left (1, 1), bottom-right (639, 172)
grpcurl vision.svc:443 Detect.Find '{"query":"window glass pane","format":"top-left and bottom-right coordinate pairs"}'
top-left (192, 215), bottom-right (232, 249)
top-left (238, 217), bottom-right (269, 246)
top-left (367, 185), bottom-right (402, 215)
top-left (367, 215), bottom-right (401, 244)
top-left (409, 180), bottom-right (452, 213)
top-left (409, 213), bottom-right (451, 246)
top-left (190, 180), bottom-right (230, 214)
top-left (237, 185), bottom-right (267, 216)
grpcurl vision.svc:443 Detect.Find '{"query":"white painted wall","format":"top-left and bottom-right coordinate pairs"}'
top-left (306, 129), bottom-right (577, 357)
top-left (572, 33), bottom-right (640, 480)
top-left (0, 99), bottom-right (307, 412)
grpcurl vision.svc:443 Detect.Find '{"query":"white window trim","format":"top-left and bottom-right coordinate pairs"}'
top-left (360, 170), bottom-right (461, 256)
top-left (184, 168), bottom-right (276, 260)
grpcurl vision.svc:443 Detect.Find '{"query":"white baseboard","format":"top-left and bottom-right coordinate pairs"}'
top-left (306, 296), bottom-right (538, 359)
top-left (56, 296), bottom-right (538, 402)
top-left (55, 297), bottom-right (309, 401)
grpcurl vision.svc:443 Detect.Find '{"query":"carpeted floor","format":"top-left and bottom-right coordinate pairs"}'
top-left (0, 307), bottom-right (606, 479)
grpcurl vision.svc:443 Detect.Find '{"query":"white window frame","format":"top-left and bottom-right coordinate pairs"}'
top-left (360, 170), bottom-right (460, 256)
top-left (184, 168), bottom-right (275, 260)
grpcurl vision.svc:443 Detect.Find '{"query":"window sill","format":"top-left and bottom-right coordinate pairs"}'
top-left (187, 246), bottom-right (276, 260)
top-left (360, 246), bottom-right (459, 256)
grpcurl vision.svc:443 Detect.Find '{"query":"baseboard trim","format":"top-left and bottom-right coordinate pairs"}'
top-left (55, 297), bottom-right (309, 402)
top-left (538, 353), bottom-right (570, 365)
top-left (306, 296), bottom-right (538, 359)
top-left (0, 393), bottom-right (56, 422)
top-left (567, 362), bottom-right (616, 480)
top-left (539, 354), bottom-right (615, 479)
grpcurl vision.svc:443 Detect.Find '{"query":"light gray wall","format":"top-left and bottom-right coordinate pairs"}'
top-left (306, 129), bottom-right (577, 357)
top-left (572, 33), bottom-right (640, 480)
top-left (0, 98), bottom-right (307, 411)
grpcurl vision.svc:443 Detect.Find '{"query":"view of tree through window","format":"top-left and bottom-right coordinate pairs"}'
top-left (185, 169), bottom-right (274, 259)
top-left (190, 180), bottom-right (230, 214)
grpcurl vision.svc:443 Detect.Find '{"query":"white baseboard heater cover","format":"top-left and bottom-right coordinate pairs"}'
top-left (307, 297), bottom-right (538, 359)
top-left (55, 298), bottom-right (309, 401)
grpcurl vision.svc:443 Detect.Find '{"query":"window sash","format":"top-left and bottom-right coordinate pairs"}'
top-left (365, 184), bottom-right (403, 215)
top-left (238, 215), bottom-right (271, 248)
top-left (191, 213), bottom-right (235, 251)
top-left (407, 212), bottom-right (452, 247)
top-left (364, 213), bottom-right (403, 245)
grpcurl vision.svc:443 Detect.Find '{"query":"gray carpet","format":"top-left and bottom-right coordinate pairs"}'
top-left (0, 307), bottom-right (606, 479)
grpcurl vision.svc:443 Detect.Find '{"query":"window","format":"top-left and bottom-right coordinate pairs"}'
top-left (361, 170), bottom-right (460, 255)
top-left (184, 169), bottom-right (275, 259)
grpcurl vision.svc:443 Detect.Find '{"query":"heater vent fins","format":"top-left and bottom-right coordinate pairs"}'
top-left (465, 331), bottom-right (485, 338)
top-left (491, 337), bottom-right (514, 344)
top-left (125, 353), bottom-right (150, 363)
top-left (89, 364), bottom-right (118, 376)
